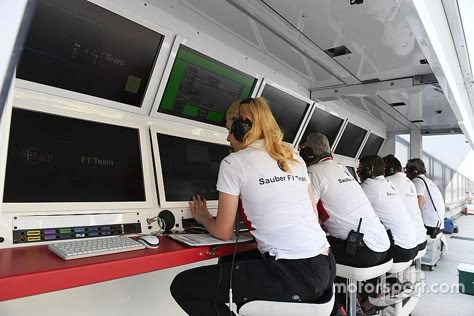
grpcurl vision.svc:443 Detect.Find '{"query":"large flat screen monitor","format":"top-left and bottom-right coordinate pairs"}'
top-left (16, 0), bottom-right (164, 108)
top-left (334, 122), bottom-right (367, 158)
top-left (157, 44), bottom-right (258, 128)
top-left (300, 106), bottom-right (344, 147)
top-left (151, 127), bottom-right (230, 208)
top-left (359, 133), bottom-right (385, 157)
top-left (3, 108), bottom-right (149, 205)
top-left (260, 84), bottom-right (311, 144)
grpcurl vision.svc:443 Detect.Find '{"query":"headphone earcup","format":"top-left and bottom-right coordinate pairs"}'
top-left (358, 164), bottom-right (373, 180)
top-left (299, 147), bottom-right (316, 164)
top-left (231, 117), bottom-right (252, 142)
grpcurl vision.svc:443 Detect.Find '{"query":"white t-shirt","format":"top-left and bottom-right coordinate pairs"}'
top-left (361, 176), bottom-right (418, 249)
top-left (387, 173), bottom-right (427, 244)
top-left (412, 175), bottom-right (445, 229)
top-left (308, 159), bottom-right (390, 253)
top-left (216, 140), bottom-right (329, 260)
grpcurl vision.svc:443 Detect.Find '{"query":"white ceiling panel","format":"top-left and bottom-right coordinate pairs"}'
top-left (265, 0), bottom-right (433, 81)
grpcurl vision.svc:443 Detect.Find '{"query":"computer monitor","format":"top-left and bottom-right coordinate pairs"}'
top-left (150, 125), bottom-right (230, 208)
top-left (259, 83), bottom-right (312, 144)
top-left (155, 43), bottom-right (258, 128)
top-left (16, 0), bottom-right (165, 110)
top-left (300, 106), bottom-right (344, 148)
top-left (334, 122), bottom-right (367, 158)
top-left (346, 166), bottom-right (358, 181)
top-left (359, 133), bottom-right (385, 157)
top-left (2, 107), bottom-right (154, 211)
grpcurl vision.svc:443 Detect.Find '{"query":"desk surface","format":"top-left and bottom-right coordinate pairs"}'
top-left (0, 236), bottom-right (256, 301)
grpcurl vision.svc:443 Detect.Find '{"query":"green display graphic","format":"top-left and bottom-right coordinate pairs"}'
top-left (159, 45), bottom-right (256, 127)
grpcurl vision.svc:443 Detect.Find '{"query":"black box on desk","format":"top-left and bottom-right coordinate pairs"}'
top-left (458, 263), bottom-right (474, 295)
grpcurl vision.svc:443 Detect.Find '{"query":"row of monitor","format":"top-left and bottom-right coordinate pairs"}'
top-left (16, 1), bottom-right (384, 153)
top-left (4, 1), bottom-right (385, 210)
top-left (3, 107), bottom-right (382, 209)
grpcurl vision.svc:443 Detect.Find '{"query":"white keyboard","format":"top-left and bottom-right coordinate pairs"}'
top-left (48, 236), bottom-right (146, 260)
top-left (168, 233), bottom-right (253, 246)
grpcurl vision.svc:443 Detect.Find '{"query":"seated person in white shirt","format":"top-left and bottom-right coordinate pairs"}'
top-left (358, 155), bottom-right (418, 262)
top-left (383, 155), bottom-right (427, 250)
top-left (302, 133), bottom-right (390, 267)
top-left (170, 98), bottom-right (335, 316)
top-left (405, 158), bottom-right (445, 238)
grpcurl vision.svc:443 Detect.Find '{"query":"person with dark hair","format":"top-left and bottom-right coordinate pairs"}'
top-left (170, 97), bottom-right (335, 315)
top-left (303, 133), bottom-right (390, 268)
top-left (405, 158), bottom-right (445, 237)
top-left (383, 155), bottom-right (427, 250)
top-left (358, 155), bottom-right (418, 262)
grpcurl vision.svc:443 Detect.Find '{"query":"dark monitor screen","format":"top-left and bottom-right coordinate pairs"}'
top-left (359, 133), bottom-right (384, 157)
top-left (300, 107), bottom-right (344, 146)
top-left (346, 166), bottom-right (357, 179)
top-left (17, 0), bottom-right (164, 107)
top-left (334, 122), bottom-right (367, 158)
top-left (157, 133), bottom-right (230, 202)
top-left (4, 108), bottom-right (145, 202)
top-left (260, 85), bottom-right (311, 143)
top-left (158, 45), bottom-right (257, 127)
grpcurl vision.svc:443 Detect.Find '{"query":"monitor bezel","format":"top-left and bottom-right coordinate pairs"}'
top-left (0, 89), bottom-right (157, 213)
top-left (15, 0), bottom-right (175, 116)
top-left (150, 36), bottom-right (263, 132)
top-left (333, 121), bottom-right (368, 159)
top-left (357, 131), bottom-right (386, 159)
top-left (150, 120), bottom-right (230, 209)
top-left (256, 80), bottom-right (314, 147)
top-left (298, 102), bottom-right (347, 151)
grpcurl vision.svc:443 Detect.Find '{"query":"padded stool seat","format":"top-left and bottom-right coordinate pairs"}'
top-left (414, 248), bottom-right (426, 260)
top-left (336, 259), bottom-right (394, 280)
top-left (239, 286), bottom-right (334, 316)
top-left (336, 259), bottom-right (393, 316)
top-left (388, 260), bottom-right (413, 274)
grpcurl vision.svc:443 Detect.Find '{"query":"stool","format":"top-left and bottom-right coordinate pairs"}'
top-left (414, 248), bottom-right (426, 272)
top-left (336, 259), bottom-right (393, 316)
top-left (238, 286), bottom-right (334, 316)
top-left (388, 260), bottom-right (413, 274)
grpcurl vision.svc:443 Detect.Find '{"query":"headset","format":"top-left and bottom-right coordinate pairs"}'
top-left (405, 160), bottom-right (426, 179)
top-left (299, 146), bottom-right (316, 165)
top-left (231, 98), bottom-right (253, 142)
top-left (357, 161), bottom-right (374, 181)
top-left (384, 159), bottom-right (396, 177)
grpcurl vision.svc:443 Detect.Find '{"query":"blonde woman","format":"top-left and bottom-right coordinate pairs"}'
top-left (170, 97), bottom-right (334, 315)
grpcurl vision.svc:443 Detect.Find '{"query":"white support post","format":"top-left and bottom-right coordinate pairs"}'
top-left (410, 130), bottom-right (423, 159)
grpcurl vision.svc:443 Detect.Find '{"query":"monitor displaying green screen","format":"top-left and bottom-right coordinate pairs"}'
top-left (158, 45), bottom-right (257, 127)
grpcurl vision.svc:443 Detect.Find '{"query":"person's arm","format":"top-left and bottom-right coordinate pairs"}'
top-left (308, 184), bottom-right (320, 221)
top-left (417, 194), bottom-right (424, 209)
top-left (189, 192), bottom-right (239, 240)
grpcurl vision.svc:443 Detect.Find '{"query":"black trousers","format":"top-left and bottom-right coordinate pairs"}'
top-left (388, 244), bottom-right (418, 263)
top-left (170, 249), bottom-right (336, 316)
top-left (417, 240), bottom-right (427, 251)
top-left (326, 236), bottom-right (388, 268)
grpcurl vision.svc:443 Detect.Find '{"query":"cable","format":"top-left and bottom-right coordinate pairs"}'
top-left (228, 209), bottom-right (241, 315)
top-left (228, 233), bottom-right (240, 315)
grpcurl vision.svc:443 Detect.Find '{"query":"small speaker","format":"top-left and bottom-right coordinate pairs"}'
top-left (158, 210), bottom-right (175, 233)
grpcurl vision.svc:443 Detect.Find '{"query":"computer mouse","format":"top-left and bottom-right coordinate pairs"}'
top-left (137, 235), bottom-right (160, 249)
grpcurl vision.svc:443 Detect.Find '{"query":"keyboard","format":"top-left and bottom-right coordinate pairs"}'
top-left (168, 233), bottom-right (253, 246)
top-left (48, 236), bottom-right (146, 260)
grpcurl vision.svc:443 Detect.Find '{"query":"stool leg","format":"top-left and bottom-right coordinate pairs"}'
top-left (379, 274), bottom-right (387, 316)
top-left (347, 279), bottom-right (357, 316)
